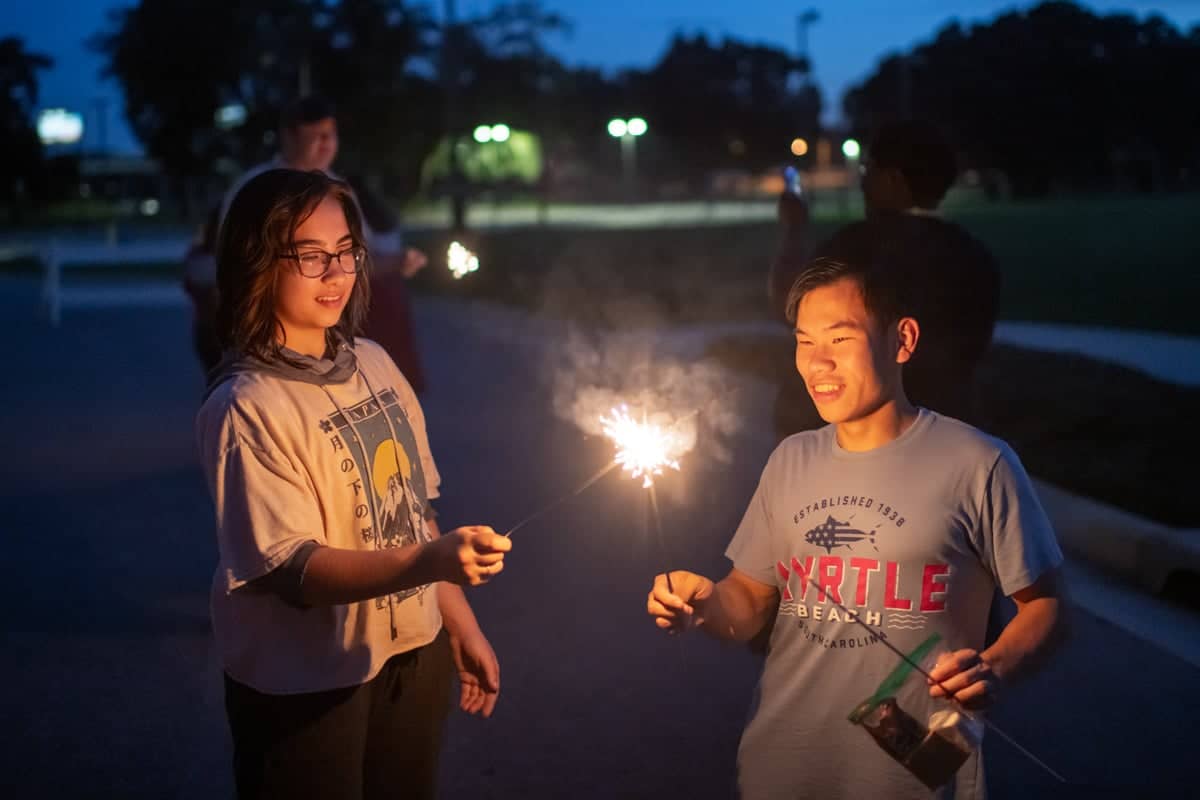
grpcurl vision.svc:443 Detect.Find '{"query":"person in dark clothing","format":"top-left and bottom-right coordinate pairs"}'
top-left (182, 207), bottom-right (222, 377)
top-left (769, 120), bottom-right (1001, 437)
top-left (346, 174), bottom-right (428, 394)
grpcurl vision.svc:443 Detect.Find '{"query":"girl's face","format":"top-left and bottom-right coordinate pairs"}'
top-left (274, 194), bottom-right (357, 357)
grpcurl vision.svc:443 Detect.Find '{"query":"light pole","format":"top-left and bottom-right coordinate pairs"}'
top-left (608, 117), bottom-right (647, 198)
top-left (796, 9), bottom-right (820, 84)
top-left (841, 138), bottom-right (861, 215)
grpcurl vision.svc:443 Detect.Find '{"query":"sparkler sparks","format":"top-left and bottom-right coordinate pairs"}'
top-left (599, 405), bottom-right (683, 488)
top-left (447, 241), bottom-right (479, 279)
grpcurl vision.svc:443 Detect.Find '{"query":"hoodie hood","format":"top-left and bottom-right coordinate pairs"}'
top-left (204, 331), bottom-right (358, 401)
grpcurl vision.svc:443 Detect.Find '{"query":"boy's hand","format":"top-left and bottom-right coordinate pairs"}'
top-left (647, 571), bottom-right (714, 632)
top-left (927, 648), bottom-right (999, 710)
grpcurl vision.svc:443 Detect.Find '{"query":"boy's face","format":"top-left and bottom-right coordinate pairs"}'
top-left (282, 116), bottom-right (339, 173)
top-left (793, 277), bottom-right (911, 425)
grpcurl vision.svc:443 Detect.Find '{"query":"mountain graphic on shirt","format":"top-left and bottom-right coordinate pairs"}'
top-left (377, 472), bottom-right (419, 548)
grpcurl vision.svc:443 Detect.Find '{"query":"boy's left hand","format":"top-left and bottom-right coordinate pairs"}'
top-left (449, 630), bottom-right (500, 717)
top-left (927, 648), bottom-right (998, 710)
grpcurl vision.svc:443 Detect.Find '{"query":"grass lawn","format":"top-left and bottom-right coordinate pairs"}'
top-left (0, 256), bottom-right (178, 282)
top-left (407, 192), bottom-right (1200, 336)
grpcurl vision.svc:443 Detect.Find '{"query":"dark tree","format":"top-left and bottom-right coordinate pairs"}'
top-left (844, 1), bottom-right (1200, 195)
top-left (0, 37), bottom-right (53, 216)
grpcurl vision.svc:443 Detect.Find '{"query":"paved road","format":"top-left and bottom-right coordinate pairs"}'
top-left (0, 282), bottom-right (1193, 798)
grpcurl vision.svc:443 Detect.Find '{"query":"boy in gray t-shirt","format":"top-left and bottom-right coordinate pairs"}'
top-left (648, 256), bottom-right (1065, 800)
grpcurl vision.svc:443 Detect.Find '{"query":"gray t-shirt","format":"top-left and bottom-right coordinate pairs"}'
top-left (726, 410), bottom-right (1062, 800)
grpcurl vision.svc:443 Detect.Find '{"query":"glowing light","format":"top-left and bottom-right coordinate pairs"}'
top-left (490, 124), bottom-right (511, 142)
top-left (37, 109), bottom-right (83, 145)
top-left (607, 118), bottom-right (628, 138)
top-left (214, 103), bottom-right (247, 130)
top-left (447, 241), bottom-right (479, 279)
top-left (599, 406), bottom-right (682, 488)
top-left (627, 117), bottom-right (648, 136)
top-left (473, 125), bottom-right (492, 143)
top-left (842, 138), bottom-right (861, 159)
top-left (790, 137), bottom-right (809, 156)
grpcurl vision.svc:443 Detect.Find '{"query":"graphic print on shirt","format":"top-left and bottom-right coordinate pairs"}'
top-left (320, 386), bottom-right (433, 611)
top-left (776, 493), bottom-right (951, 650)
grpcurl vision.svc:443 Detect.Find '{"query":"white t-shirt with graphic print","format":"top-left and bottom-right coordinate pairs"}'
top-left (726, 409), bottom-right (1062, 800)
top-left (197, 339), bottom-right (441, 694)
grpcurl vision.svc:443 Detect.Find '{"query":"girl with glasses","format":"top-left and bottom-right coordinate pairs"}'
top-left (197, 168), bottom-right (511, 799)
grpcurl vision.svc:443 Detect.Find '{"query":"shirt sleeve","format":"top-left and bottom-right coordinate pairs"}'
top-left (974, 444), bottom-right (1064, 596)
top-left (211, 435), bottom-right (328, 593)
top-left (725, 457), bottom-right (780, 586)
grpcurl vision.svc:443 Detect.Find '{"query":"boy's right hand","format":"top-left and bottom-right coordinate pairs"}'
top-left (647, 571), bottom-right (714, 632)
top-left (429, 526), bottom-right (511, 586)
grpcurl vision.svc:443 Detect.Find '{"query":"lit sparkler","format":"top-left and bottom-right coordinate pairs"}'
top-left (599, 405), bottom-right (683, 488)
top-left (447, 241), bottom-right (479, 279)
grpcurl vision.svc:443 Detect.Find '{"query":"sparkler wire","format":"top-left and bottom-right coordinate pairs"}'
top-left (648, 484), bottom-right (675, 595)
top-left (793, 571), bottom-right (1066, 783)
top-left (503, 461), bottom-right (619, 538)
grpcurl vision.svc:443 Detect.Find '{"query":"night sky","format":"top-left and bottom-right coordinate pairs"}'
top-left (3, 0), bottom-right (1198, 155)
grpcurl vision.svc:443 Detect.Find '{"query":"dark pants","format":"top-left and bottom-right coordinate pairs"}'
top-left (224, 629), bottom-right (453, 800)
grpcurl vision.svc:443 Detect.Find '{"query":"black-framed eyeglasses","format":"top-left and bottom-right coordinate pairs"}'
top-left (283, 246), bottom-right (366, 278)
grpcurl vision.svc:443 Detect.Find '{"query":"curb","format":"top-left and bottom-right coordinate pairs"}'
top-left (1033, 478), bottom-right (1199, 594)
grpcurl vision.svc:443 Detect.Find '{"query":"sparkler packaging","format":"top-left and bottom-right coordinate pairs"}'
top-left (847, 633), bottom-right (983, 791)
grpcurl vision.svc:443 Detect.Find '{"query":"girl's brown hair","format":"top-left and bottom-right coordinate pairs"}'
top-left (215, 168), bottom-right (371, 360)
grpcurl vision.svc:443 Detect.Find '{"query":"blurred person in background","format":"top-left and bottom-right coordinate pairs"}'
top-left (216, 96), bottom-right (429, 390)
top-left (769, 120), bottom-right (1001, 438)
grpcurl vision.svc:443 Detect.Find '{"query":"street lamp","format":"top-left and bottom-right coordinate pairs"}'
top-left (608, 117), bottom-right (647, 197)
top-left (474, 123), bottom-right (510, 144)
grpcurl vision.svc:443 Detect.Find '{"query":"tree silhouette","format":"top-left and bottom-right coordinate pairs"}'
top-left (844, 1), bottom-right (1200, 195)
top-left (0, 37), bottom-right (53, 216)
top-left (624, 33), bottom-right (820, 185)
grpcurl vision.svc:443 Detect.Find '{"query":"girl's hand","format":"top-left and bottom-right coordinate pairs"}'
top-left (449, 630), bottom-right (500, 717)
top-left (428, 526), bottom-right (511, 586)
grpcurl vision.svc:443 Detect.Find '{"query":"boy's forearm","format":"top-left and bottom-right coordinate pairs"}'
top-left (698, 579), bottom-right (773, 643)
top-left (982, 596), bottom-right (1066, 683)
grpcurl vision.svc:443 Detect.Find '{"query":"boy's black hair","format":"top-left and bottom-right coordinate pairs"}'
top-left (280, 95), bottom-right (337, 131)
top-left (867, 120), bottom-right (958, 208)
top-left (784, 250), bottom-right (907, 330)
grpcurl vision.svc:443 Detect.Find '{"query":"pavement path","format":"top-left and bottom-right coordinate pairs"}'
top-left (0, 283), bottom-right (1195, 797)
